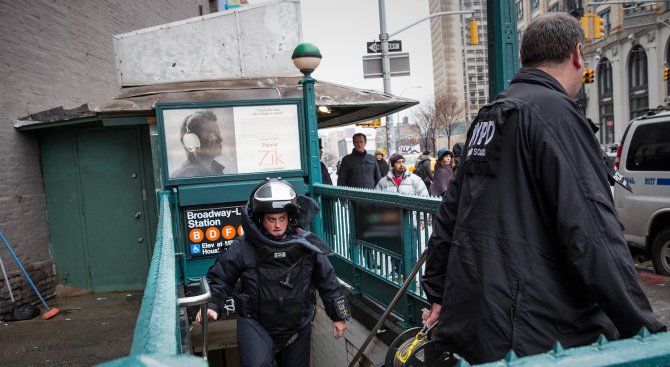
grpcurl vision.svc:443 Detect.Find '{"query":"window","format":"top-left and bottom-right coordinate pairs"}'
top-left (518, 27), bottom-right (524, 47)
top-left (625, 122), bottom-right (670, 171)
top-left (516, 0), bottom-right (524, 20)
top-left (531, 0), bottom-right (540, 11)
top-left (628, 45), bottom-right (649, 120)
top-left (598, 59), bottom-right (614, 143)
top-left (548, 2), bottom-right (559, 12)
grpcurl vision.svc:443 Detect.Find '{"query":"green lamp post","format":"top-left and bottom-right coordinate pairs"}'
top-left (292, 43), bottom-right (324, 236)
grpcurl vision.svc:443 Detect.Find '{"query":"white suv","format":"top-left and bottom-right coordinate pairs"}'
top-left (613, 109), bottom-right (670, 275)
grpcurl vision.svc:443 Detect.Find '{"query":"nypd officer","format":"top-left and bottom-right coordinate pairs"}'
top-left (196, 178), bottom-right (349, 367)
top-left (421, 13), bottom-right (664, 364)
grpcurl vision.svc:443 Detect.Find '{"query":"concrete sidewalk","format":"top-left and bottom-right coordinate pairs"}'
top-left (0, 287), bottom-right (142, 367)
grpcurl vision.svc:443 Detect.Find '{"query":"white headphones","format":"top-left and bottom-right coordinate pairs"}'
top-left (182, 114), bottom-right (201, 152)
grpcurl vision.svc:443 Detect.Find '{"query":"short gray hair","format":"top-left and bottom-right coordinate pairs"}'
top-left (520, 12), bottom-right (585, 67)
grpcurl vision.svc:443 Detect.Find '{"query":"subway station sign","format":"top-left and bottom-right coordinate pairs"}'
top-left (184, 204), bottom-right (245, 258)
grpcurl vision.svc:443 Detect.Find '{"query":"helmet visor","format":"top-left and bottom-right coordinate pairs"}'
top-left (253, 181), bottom-right (297, 211)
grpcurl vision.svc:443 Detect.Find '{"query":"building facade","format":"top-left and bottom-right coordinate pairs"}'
top-left (429, 0), bottom-right (489, 121)
top-left (582, 2), bottom-right (670, 144)
top-left (429, 0), bottom-right (488, 150)
top-left (0, 0), bottom-right (212, 313)
top-left (515, 0), bottom-right (670, 144)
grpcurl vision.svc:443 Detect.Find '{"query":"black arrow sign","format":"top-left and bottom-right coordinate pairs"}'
top-left (366, 40), bottom-right (402, 54)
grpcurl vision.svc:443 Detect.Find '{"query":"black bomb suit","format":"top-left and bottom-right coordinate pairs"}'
top-left (206, 195), bottom-right (345, 366)
top-left (422, 68), bottom-right (665, 364)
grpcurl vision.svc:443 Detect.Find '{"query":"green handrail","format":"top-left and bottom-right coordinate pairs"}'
top-left (315, 184), bottom-right (440, 325)
top-left (474, 329), bottom-right (670, 366)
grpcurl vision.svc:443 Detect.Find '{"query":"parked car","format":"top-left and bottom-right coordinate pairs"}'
top-left (613, 108), bottom-right (670, 275)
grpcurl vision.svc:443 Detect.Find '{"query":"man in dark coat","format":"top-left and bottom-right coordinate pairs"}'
top-left (421, 13), bottom-right (665, 365)
top-left (336, 133), bottom-right (381, 188)
top-left (196, 179), bottom-right (348, 366)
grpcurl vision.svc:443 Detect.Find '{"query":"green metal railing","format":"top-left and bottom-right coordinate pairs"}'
top-left (315, 184), bottom-right (441, 326)
top-left (98, 191), bottom-right (206, 367)
top-left (475, 329), bottom-right (670, 366)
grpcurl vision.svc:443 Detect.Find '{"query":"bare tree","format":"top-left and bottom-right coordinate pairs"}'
top-left (434, 92), bottom-right (466, 149)
top-left (411, 98), bottom-right (439, 154)
top-left (411, 92), bottom-right (465, 153)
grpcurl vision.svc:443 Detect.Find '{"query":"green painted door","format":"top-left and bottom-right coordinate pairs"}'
top-left (77, 128), bottom-right (150, 291)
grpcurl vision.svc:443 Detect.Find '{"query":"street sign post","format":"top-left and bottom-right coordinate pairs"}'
top-left (362, 52), bottom-right (410, 79)
top-left (366, 40), bottom-right (402, 53)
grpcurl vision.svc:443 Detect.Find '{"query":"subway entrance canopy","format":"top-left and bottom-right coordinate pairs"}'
top-left (16, 76), bottom-right (418, 130)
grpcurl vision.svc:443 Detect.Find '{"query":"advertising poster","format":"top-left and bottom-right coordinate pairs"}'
top-left (184, 204), bottom-right (245, 258)
top-left (233, 104), bottom-right (301, 173)
top-left (160, 102), bottom-right (302, 182)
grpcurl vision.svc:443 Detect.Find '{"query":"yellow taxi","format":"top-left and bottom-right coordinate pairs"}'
top-left (403, 154), bottom-right (436, 173)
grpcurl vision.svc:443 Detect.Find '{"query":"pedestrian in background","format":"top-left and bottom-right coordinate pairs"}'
top-left (319, 139), bottom-right (332, 185)
top-left (429, 148), bottom-right (454, 197)
top-left (450, 142), bottom-right (464, 172)
top-left (337, 133), bottom-right (381, 270)
top-left (375, 150), bottom-right (389, 178)
top-left (413, 150), bottom-right (433, 190)
top-left (422, 12), bottom-right (665, 365)
top-left (376, 153), bottom-right (428, 280)
top-left (376, 153), bottom-right (428, 196)
top-left (337, 133), bottom-right (381, 188)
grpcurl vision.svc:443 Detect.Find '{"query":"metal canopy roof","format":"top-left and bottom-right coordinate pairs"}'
top-left (16, 77), bottom-right (418, 130)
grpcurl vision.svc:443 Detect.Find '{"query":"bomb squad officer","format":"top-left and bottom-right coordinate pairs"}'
top-left (196, 178), bottom-right (349, 367)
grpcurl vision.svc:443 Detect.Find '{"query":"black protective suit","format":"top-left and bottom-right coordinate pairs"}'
top-left (422, 68), bottom-right (665, 364)
top-left (206, 196), bottom-right (345, 366)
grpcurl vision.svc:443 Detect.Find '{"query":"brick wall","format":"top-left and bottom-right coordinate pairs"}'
top-left (311, 297), bottom-right (388, 367)
top-left (0, 259), bottom-right (55, 316)
top-left (0, 0), bottom-right (209, 314)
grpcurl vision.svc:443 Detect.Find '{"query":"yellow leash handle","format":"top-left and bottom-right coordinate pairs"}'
top-left (395, 331), bottom-right (426, 363)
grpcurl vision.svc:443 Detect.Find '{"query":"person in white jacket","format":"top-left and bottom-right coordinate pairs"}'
top-left (375, 153), bottom-right (428, 196)
top-left (375, 153), bottom-right (428, 280)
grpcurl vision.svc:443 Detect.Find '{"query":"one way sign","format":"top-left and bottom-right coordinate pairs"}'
top-left (366, 40), bottom-right (402, 54)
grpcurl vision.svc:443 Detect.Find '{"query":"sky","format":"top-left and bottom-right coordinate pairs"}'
top-left (299, 0), bottom-right (435, 107)
top-left (250, 0), bottom-right (436, 123)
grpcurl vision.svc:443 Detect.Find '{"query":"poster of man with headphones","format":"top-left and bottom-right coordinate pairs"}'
top-left (161, 103), bottom-right (302, 180)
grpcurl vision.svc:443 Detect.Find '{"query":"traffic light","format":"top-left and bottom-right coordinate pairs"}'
top-left (583, 67), bottom-right (595, 84)
top-left (469, 19), bottom-right (479, 45)
top-left (593, 15), bottom-right (605, 39)
top-left (580, 14), bottom-right (593, 39)
top-left (664, 66), bottom-right (669, 81)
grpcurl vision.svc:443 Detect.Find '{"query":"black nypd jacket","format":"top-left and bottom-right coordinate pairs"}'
top-left (422, 68), bottom-right (665, 364)
top-left (337, 148), bottom-right (381, 188)
top-left (206, 196), bottom-right (345, 330)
